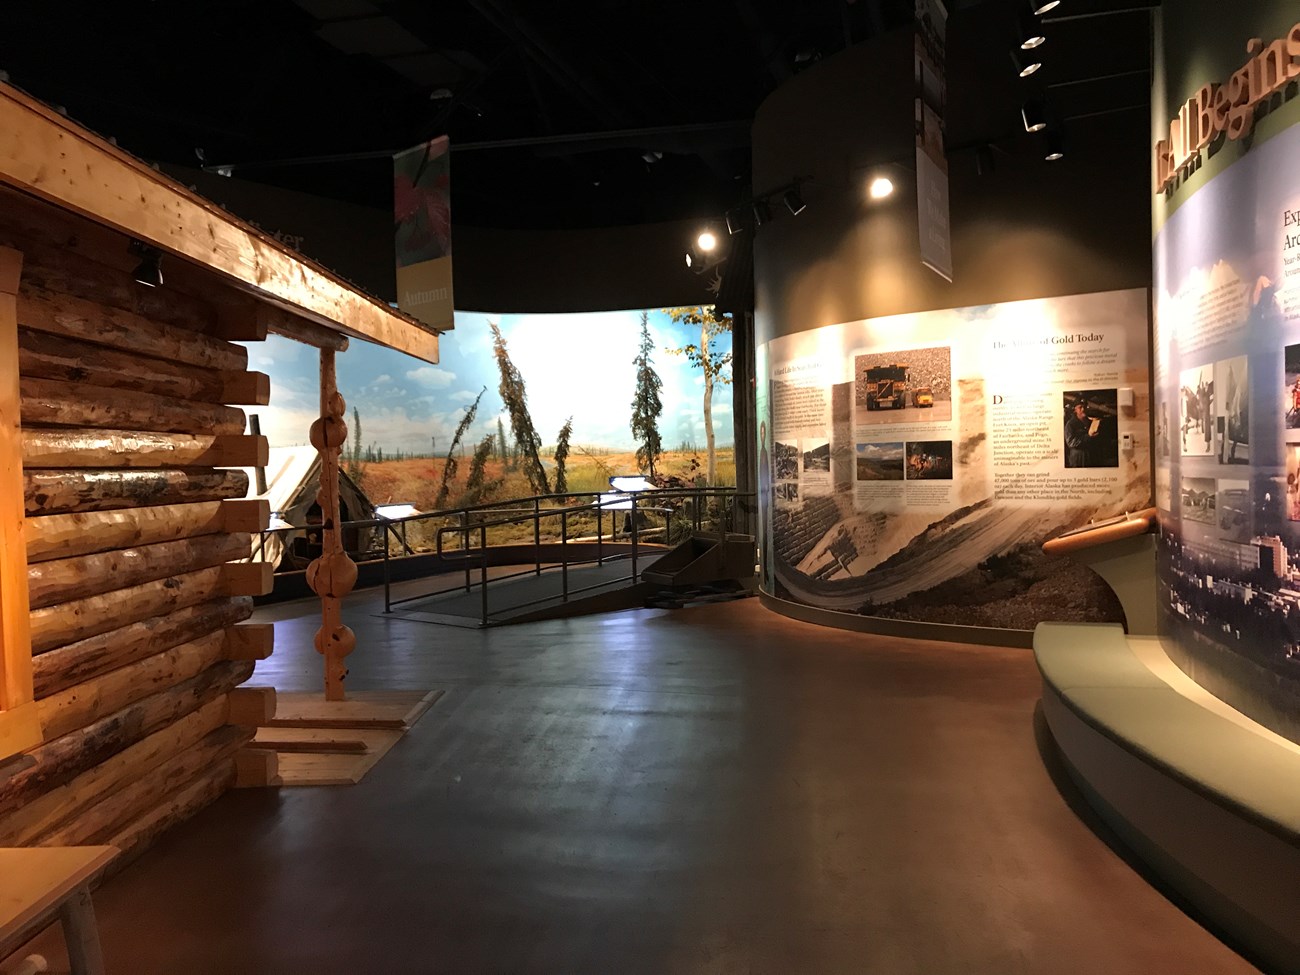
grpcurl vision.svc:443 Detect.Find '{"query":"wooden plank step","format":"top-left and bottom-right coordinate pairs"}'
top-left (263, 690), bottom-right (443, 731)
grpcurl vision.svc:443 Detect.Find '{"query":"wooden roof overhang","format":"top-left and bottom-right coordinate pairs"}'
top-left (0, 81), bottom-right (438, 363)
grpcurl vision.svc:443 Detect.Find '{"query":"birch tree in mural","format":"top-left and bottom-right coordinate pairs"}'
top-left (666, 305), bottom-right (733, 485)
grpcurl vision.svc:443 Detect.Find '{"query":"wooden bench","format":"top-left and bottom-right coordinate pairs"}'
top-left (0, 846), bottom-right (117, 975)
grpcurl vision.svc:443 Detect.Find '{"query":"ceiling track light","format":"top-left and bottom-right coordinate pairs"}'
top-left (725, 209), bottom-right (745, 235)
top-left (752, 200), bottom-right (774, 227)
top-left (1010, 47), bottom-right (1041, 78)
top-left (782, 187), bottom-right (806, 215)
top-left (1044, 129), bottom-right (1066, 161)
top-left (1029, 0), bottom-right (1061, 15)
top-left (129, 239), bottom-right (164, 288)
top-left (1016, 8), bottom-right (1047, 49)
top-left (1021, 97), bottom-right (1049, 133)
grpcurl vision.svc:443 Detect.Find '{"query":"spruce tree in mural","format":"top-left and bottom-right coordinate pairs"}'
top-left (347, 407), bottom-right (364, 486)
top-left (554, 416), bottom-right (574, 495)
top-left (490, 321), bottom-right (551, 495)
top-left (666, 305), bottom-right (733, 485)
top-left (433, 387), bottom-right (486, 508)
top-left (463, 433), bottom-right (502, 506)
top-left (630, 310), bottom-right (664, 478)
top-left (496, 417), bottom-right (509, 465)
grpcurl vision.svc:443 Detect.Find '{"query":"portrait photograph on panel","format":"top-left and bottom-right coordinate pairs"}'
top-left (1214, 356), bottom-right (1248, 464)
top-left (1062, 388), bottom-right (1120, 468)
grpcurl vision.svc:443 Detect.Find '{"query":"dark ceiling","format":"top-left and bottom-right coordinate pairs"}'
top-left (0, 0), bottom-right (1154, 231)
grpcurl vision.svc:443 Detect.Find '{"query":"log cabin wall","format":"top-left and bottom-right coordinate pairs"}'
top-left (0, 193), bottom-right (277, 859)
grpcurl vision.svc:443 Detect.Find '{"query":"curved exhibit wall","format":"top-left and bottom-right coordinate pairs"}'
top-left (752, 27), bottom-right (1154, 640)
top-left (1152, 0), bottom-right (1300, 743)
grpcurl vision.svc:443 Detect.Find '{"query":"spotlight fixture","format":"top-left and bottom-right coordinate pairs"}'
top-left (1029, 0), bottom-right (1060, 14)
top-left (752, 199), bottom-right (774, 227)
top-left (725, 208), bottom-right (745, 235)
top-left (1044, 130), bottom-right (1066, 161)
top-left (1010, 48), bottom-right (1041, 78)
top-left (1021, 98), bottom-right (1048, 133)
top-left (1016, 8), bottom-right (1047, 49)
top-left (696, 230), bottom-right (717, 252)
top-left (782, 187), bottom-right (806, 215)
top-left (868, 176), bottom-right (895, 200)
top-left (129, 240), bottom-right (164, 288)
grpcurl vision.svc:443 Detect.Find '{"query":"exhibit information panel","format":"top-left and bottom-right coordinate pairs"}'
top-left (1154, 115), bottom-right (1300, 737)
top-left (757, 288), bottom-right (1150, 631)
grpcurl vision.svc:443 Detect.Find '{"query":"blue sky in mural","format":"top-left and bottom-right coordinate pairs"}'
top-left (245, 308), bottom-right (732, 454)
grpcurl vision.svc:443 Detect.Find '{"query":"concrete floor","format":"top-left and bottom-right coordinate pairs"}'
top-left (45, 586), bottom-right (1259, 974)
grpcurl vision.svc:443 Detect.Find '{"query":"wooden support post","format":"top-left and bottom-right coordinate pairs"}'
top-left (0, 245), bottom-right (42, 761)
top-left (306, 349), bottom-right (357, 701)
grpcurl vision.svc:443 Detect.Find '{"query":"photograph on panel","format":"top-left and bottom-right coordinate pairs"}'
top-left (855, 442), bottom-right (905, 481)
top-left (775, 481), bottom-right (800, 505)
top-left (1180, 476), bottom-right (1217, 526)
top-left (1061, 388), bottom-right (1120, 468)
top-left (773, 440), bottom-right (799, 480)
top-left (1284, 343), bottom-right (1300, 440)
top-left (1216, 479), bottom-right (1251, 542)
top-left (801, 438), bottom-right (831, 473)
top-left (1179, 364), bottom-right (1215, 456)
top-left (1156, 398), bottom-right (1172, 459)
top-left (904, 440), bottom-right (953, 480)
top-left (1287, 447), bottom-right (1300, 522)
top-left (853, 346), bottom-right (952, 424)
top-left (1214, 355), bottom-right (1248, 464)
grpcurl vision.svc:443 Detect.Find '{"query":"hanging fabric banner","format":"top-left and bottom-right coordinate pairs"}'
top-left (915, 0), bottom-right (952, 282)
top-left (394, 135), bottom-right (454, 331)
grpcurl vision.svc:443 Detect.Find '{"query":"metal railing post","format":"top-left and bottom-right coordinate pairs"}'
top-left (561, 508), bottom-right (569, 600)
top-left (631, 494), bottom-right (639, 582)
top-left (462, 513), bottom-right (472, 592)
top-left (597, 501), bottom-right (604, 565)
top-left (383, 526), bottom-right (392, 612)
top-left (480, 523), bottom-right (489, 626)
top-left (534, 498), bottom-right (542, 576)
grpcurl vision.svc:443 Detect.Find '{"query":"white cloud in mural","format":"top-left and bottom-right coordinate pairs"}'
top-left (374, 374), bottom-right (392, 384)
top-left (405, 366), bottom-right (457, 388)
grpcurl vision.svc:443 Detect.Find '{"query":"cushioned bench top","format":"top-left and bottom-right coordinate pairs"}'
top-left (1034, 622), bottom-right (1300, 845)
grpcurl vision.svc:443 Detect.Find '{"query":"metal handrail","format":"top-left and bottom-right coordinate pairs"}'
top-left (249, 484), bottom-right (750, 627)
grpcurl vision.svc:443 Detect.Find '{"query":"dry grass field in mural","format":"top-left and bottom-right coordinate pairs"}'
top-left (356, 448), bottom-right (736, 550)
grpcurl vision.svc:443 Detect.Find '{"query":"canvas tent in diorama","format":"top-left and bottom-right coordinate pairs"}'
top-left (243, 446), bottom-right (382, 571)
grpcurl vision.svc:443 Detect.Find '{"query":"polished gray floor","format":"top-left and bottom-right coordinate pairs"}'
top-left (37, 586), bottom-right (1259, 974)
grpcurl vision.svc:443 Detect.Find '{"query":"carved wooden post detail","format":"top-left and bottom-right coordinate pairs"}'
top-left (306, 348), bottom-right (357, 701)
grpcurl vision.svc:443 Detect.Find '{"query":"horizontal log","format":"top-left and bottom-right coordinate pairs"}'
top-left (223, 561), bottom-right (274, 597)
top-left (28, 532), bottom-right (252, 610)
top-left (0, 659), bottom-right (254, 818)
top-left (23, 429), bottom-right (267, 468)
top-left (30, 564), bottom-right (230, 654)
top-left (24, 468), bottom-right (249, 516)
top-left (24, 499), bottom-right (264, 563)
top-left (104, 760), bottom-right (236, 865)
top-left (228, 686), bottom-right (277, 727)
top-left (37, 630), bottom-right (228, 741)
top-left (233, 746), bottom-right (279, 788)
top-left (32, 597), bottom-right (253, 700)
top-left (20, 376), bottom-right (247, 436)
top-left (18, 327), bottom-right (271, 405)
top-left (225, 623), bottom-right (274, 662)
top-left (0, 212), bottom-right (219, 334)
top-left (0, 698), bottom-right (228, 846)
top-left (264, 305), bottom-right (348, 352)
top-left (16, 285), bottom-right (241, 371)
top-left (50, 725), bottom-right (251, 846)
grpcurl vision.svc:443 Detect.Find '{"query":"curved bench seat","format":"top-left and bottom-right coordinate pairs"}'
top-left (1034, 621), bottom-right (1300, 974)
